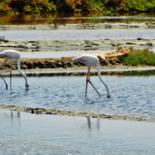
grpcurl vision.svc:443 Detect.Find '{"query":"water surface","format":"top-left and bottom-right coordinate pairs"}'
top-left (21, 50), bottom-right (100, 58)
top-left (0, 110), bottom-right (155, 155)
top-left (20, 50), bottom-right (115, 59)
top-left (1, 29), bottom-right (155, 41)
top-left (0, 76), bottom-right (155, 119)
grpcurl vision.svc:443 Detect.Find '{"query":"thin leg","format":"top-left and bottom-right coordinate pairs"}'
top-left (1, 76), bottom-right (8, 90)
top-left (85, 67), bottom-right (101, 97)
top-left (10, 70), bottom-right (12, 91)
top-left (85, 79), bottom-right (88, 97)
top-left (88, 80), bottom-right (101, 97)
top-left (85, 67), bottom-right (90, 97)
top-left (0, 59), bottom-right (8, 90)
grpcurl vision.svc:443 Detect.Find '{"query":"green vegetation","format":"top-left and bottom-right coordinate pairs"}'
top-left (0, 0), bottom-right (56, 17)
top-left (120, 48), bottom-right (155, 66)
top-left (0, 0), bottom-right (154, 17)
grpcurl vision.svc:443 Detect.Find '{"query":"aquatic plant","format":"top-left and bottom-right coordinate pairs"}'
top-left (120, 48), bottom-right (155, 66)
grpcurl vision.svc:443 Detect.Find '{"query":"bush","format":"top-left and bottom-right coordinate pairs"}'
top-left (89, 0), bottom-right (105, 15)
top-left (0, 0), bottom-right (56, 17)
top-left (121, 48), bottom-right (155, 66)
top-left (0, 0), bottom-right (155, 17)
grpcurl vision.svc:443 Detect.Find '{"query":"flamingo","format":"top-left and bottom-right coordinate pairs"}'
top-left (0, 49), bottom-right (29, 90)
top-left (73, 54), bottom-right (110, 98)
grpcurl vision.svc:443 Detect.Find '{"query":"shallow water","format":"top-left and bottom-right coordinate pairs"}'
top-left (21, 48), bottom-right (155, 58)
top-left (21, 50), bottom-right (101, 58)
top-left (20, 50), bottom-right (115, 58)
top-left (0, 110), bottom-right (155, 155)
top-left (1, 29), bottom-right (155, 41)
top-left (0, 76), bottom-right (155, 119)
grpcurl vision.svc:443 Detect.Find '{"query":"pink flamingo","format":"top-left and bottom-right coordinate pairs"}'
top-left (73, 54), bottom-right (110, 98)
top-left (0, 49), bottom-right (29, 90)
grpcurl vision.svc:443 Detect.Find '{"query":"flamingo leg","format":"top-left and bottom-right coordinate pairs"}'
top-left (10, 69), bottom-right (12, 91)
top-left (86, 67), bottom-right (101, 97)
top-left (0, 59), bottom-right (8, 90)
top-left (85, 67), bottom-right (90, 97)
top-left (88, 79), bottom-right (101, 97)
top-left (1, 76), bottom-right (8, 90)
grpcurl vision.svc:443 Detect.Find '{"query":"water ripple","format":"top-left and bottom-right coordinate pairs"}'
top-left (0, 76), bottom-right (155, 118)
top-left (1, 29), bottom-right (155, 41)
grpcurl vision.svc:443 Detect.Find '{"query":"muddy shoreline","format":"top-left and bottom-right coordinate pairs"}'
top-left (1, 22), bottom-right (155, 76)
top-left (2, 66), bottom-right (155, 77)
top-left (0, 22), bottom-right (155, 52)
top-left (0, 104), bottom-right (153, 122)
top-left (1, 51), bottom-right (155, 76)
top-left (0, 39), bottom-right (154, 52)
top-left (1, 22), bottom-right (155, 30)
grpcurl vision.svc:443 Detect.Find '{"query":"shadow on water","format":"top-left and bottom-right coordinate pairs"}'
top-left (9, 110), bottom-right (21, 130)
top-left (84, 95), bottom-right (112, 130)
top-left (10, 110), bottom-right (21, 119)
top-left (0, 109), bottom-right (155, 155)
top-left (86, 115), bottom-right (100, 130)
top-left (0, 15), bottom-right (155, 25)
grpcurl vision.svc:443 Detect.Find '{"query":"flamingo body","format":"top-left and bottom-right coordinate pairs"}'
top-left (0, 50), bottom-right (20, 59)
top-left (73, 54), bottom-right (99, 67)
top-left (0, 49), bottom-right (29, 90)
top-left (73, 54), bottom-right (110, 98)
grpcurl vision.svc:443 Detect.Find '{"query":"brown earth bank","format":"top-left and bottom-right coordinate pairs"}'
top-left (2, 49), bottom-right (155, 76)
top-left (0, 57), bottom-right (115, 70)
top-left (0, 104), bottom-right (152, 122)
top-left (1, 22), bottom-right (155, 30)
top-left (0, 57), bottom-right (80, 70)
top-left (0, 49), bottom-right (128, 70)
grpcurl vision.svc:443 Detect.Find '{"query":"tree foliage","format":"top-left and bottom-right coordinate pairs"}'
top-left (0, 0), bottom-right (56, 16)
top-left (0, 0), bottom-right (154, 17)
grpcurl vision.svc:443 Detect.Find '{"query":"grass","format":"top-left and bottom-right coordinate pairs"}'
top-left (120, 48), bottom-right (155, 66)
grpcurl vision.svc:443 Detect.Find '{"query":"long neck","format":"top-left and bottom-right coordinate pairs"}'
top-left (96, 63), bottom-right (110, 97)
top-left (17, 59), bottom-right (29, 89)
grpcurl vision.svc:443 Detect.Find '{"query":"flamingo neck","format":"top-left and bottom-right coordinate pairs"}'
top-left (17, 59), bottom-right (29, 88)
top-left (96, 62), bottom-right (101, 77)
top-left (96, 63), bottom-right (110, 97)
